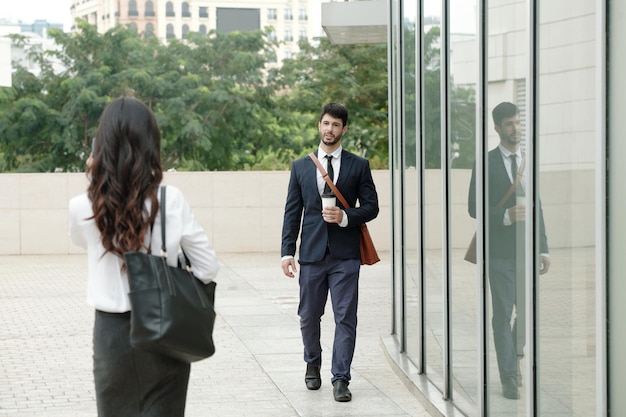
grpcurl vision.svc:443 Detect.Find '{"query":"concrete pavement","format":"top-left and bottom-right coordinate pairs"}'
top-left (0, 253), bottom-right (430, 417)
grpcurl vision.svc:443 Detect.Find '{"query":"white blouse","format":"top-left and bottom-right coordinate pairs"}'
top-left (69, 185), bottom-right (219, 313)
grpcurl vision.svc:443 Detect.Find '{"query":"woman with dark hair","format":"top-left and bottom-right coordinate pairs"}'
top-left (69, 97), bottom-right (218, 416)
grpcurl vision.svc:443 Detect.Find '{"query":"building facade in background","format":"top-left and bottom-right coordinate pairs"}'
top-left (18, 20), bottom-right (64, 38)
top-left (0, 19), bottom-right (64, 81)
top-left (70, 0), bottom-right (321, 64)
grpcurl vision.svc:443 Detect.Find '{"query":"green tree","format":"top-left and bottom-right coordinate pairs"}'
top-left (399, 24), bottom-right (475, 170)
top-left (2, 23), bottom-right (434, 172)
top-left (0, 22), bottom-right (299, 172)
top-left (0, 68), bottom-right (63, 171)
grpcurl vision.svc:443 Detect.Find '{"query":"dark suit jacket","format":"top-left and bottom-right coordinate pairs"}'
top-left (281, 150), bottom-right (379, 264)
top-left (468, 148), bottom-right (548, 259)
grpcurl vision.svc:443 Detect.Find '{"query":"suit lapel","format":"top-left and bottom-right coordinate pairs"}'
top-left (490, 148), bottom-right (514, 204)
top-left (335, 150), bottom-right (354, 189)
top-left (307, 152), bottom-right (320, 195)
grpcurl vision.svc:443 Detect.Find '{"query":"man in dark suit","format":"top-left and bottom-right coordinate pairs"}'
top-left (468, 102), bottom-right (550, 400)
top-left (281, 102), bottom-right (379, 402)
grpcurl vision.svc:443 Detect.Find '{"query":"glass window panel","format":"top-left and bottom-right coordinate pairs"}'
top-left (609, 2), bottom-right (626, 416)
top-left (403, 0), bottom-right (421, 366)
top-left (390, 0), bottom-right (404, 346)
top-left (536, 1), bottom-right (597, 415)
top-left (182, 2), bottom-right (191, 18)
top-left (423, 0), bottom-right (444, 389)
top-left (485, 0), bottom-right (529, 414)
top-left (146, 1), bottom-right (156, 17)
top-left (129, 0), bottom-right (138, 17)
top-left (145, 23), bottom-right (154, 38)
top-left (449, 0), bottom-right (478, 413)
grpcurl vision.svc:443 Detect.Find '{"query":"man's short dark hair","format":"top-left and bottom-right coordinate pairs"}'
top-left (320, 102), bottom-right (348, 127)
top-left (492, 102), bottom-right (519, 126)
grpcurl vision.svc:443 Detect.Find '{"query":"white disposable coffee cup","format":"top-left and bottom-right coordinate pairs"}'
top-left (516, 195), bottom-right (525, 207)
top-left (321, 193), bottom-right (336, 209)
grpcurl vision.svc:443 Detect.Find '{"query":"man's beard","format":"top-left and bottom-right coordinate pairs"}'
top-left (321, 133), bottom-right (342, 146)
top-left (504, 133), bottom-right (521, 146)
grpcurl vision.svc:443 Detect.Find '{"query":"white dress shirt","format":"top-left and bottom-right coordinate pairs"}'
top-left (69, 185), bottom-right (218, 313)
top-left (317, 146), bottom-right (348, 228)
top-left (316, 146), bottom-right (342, 195)
top-left (499, 145), bottom-right (525, 227)
top-left (499, 145), bottom-right (526, 191)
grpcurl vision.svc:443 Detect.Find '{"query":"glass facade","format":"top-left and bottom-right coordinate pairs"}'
top-left (387, 0), bottom-right (610, 415)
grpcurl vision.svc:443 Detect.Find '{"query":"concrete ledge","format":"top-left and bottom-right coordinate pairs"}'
top-left (381, 335), bottom-right (467, 417)
top-left (322, 0), bottom-right (387, 44)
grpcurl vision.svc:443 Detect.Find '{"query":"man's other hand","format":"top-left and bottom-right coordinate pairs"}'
top-left (282, 258), bottom-right (298, 278)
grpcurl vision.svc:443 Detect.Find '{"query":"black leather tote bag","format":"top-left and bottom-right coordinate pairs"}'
top-left (124, 186), bottom-right (216, 363)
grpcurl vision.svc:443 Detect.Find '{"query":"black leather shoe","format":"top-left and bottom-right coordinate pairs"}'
top-left (333, 380), bottom-right (352, 402)
top-left (305, 364), bottom-right (321, 390)
top-left (502, 376), bottom-right (520, 400)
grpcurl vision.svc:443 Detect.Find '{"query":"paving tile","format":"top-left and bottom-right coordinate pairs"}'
top-left (0, 254), bottom-right (428, 417)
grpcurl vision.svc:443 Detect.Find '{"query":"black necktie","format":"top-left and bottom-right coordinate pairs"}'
top-left (511, 153), bottom-right (525, 197)
top-left (510, 154), bottom-right (518, 181)
top-left (324, 155), bottom-right (334, 194)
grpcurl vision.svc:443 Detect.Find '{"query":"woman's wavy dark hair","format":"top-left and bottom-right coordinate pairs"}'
top-left (88, 97), bottom-right (163, 259)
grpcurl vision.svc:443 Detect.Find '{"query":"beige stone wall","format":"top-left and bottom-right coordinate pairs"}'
top-left (0, 169), bottom-right (592, 255)
top-left (0, 171), bottom-right (390, 256)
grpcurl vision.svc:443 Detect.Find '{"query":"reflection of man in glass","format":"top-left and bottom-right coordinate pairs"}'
top-left (468, 102), bottom-right (550, 400)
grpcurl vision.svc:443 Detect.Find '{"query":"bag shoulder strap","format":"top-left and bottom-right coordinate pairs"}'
top-left (160, 186), bottom-right (167, 255)
top-left (496, 154), bottom-right (526, 207)
top-left (308, 152), bottom-right (351, 209)
top-left (157, 186), bottom-right (192, 268)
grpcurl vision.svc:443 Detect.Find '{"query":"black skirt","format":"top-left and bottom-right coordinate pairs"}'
top-left (93, 310), bottom-right (191, 417)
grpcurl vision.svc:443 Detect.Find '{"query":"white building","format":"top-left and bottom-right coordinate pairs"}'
top-left (0, 23), bottom-right (19, 87)
top-left (71, 0), bottom-right (322, 64)
top-left (0, 20), bottom-right (65, 85)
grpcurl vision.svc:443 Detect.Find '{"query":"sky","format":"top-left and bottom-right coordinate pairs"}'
top-left (1, 0), bottom-right (74, 31)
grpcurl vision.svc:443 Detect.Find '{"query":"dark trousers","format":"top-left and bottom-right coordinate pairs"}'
top-left (93, 310), bottom-right (191, 417)
top-left (298, 255), bottom-right (361, 384)
top-left (488, 257), bottom-right (525, 383)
